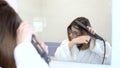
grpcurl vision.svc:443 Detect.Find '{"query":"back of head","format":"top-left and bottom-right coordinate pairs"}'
top-left (0, 0), bottom-right (22, 68)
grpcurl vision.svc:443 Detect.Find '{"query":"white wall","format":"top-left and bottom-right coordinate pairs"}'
top-left (6, 0), bottom-right (17, 12)
top-left (17, 0), bottom-right (111, 43)
top-left (17, 0), bottom-right (42, 22)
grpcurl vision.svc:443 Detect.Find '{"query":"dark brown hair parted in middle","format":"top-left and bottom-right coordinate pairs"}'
top-left (67, 17), bottom-right (92, 50)
top-left (0, 0), bottom-right (22, 68)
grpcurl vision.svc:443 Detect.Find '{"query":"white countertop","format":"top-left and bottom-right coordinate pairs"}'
top-left (49, 60), bottom-right (111, 68)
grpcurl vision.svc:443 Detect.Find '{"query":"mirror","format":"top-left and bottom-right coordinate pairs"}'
top-left (17, 0), bottom-right (111, 65)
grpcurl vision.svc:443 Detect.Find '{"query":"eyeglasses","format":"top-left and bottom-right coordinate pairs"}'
top-left (68, 29), bottom-right (81, 37)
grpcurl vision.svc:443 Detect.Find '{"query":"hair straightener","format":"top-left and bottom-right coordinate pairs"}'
top-left (31, 35), bottom-right (51, 64)
top-left (75, 20), bottom-right (104, 40)
top-left (75, 20), bottom-right (106, 64)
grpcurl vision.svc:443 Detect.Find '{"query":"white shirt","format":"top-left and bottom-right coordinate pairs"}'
top-left (14, 42), bottom-right (49, 68)
top-left (55, 39), bottom-right (111, 65)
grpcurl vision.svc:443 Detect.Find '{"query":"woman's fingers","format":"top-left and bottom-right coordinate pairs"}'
top-left (39, 41), bottom-right (49, 54)
top-left (16, 22), bottom-right (36, 45)
top-left (87, 26), bottom-right (96, 35)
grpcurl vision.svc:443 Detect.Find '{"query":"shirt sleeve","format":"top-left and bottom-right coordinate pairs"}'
top-left (14, 42), bottom-right (49, 68)
top-left (55, 39), bottom-right (72, 60)
top-left (89, 39), bottom-right (111, 58)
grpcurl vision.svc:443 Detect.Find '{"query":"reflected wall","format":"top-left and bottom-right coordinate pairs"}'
top-left (17, 0), bottom-right (111, 43)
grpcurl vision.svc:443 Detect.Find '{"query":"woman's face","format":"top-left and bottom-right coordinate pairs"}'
top-left (69, 26), bottom-right (81, 40)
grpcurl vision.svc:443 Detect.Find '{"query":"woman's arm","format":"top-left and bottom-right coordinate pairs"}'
top-left (14, 42), bottom-right (49, 68)
top-left (15, 22), bottom-right (49, 68)
top-left (87, 26), bottom-right (111, 58)
top-left (55, 39), bottom-right (72, 60)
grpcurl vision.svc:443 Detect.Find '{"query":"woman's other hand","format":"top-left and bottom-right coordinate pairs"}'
top-left (87, 26), bottom-right (96, 35)
top-left (39, 41), bottom-right (48, 54)
top-left (16, 22), bottom-right (36, 45)
top-left (69, 35), bottom-right (90, 49)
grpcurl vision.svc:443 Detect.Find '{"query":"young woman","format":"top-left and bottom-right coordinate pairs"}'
top-left (55, 17), bottom-right (111, 65)
top-left (0, 0), bottom-right (48, 68)
top-left (0, 0), bottom-right (21, 67)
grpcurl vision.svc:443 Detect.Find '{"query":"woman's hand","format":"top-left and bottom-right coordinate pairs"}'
top-left (16, 22), bottom-right (36, 45)
top-left (39, 41), bottom-right (48, 54)
top-left (87, 26), bottom-right (96, 35)
top-left (69, 35), bottom-right (90, 49)
top-left (72, 36), bottom-right (91, 44)
top-left (68, 26), bottom-right (96, 49)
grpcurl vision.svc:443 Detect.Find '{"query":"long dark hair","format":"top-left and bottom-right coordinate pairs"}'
top-left (0, 0), bottom-right (22, 68)
top-left (67, 17), bottom-right (92, 50)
